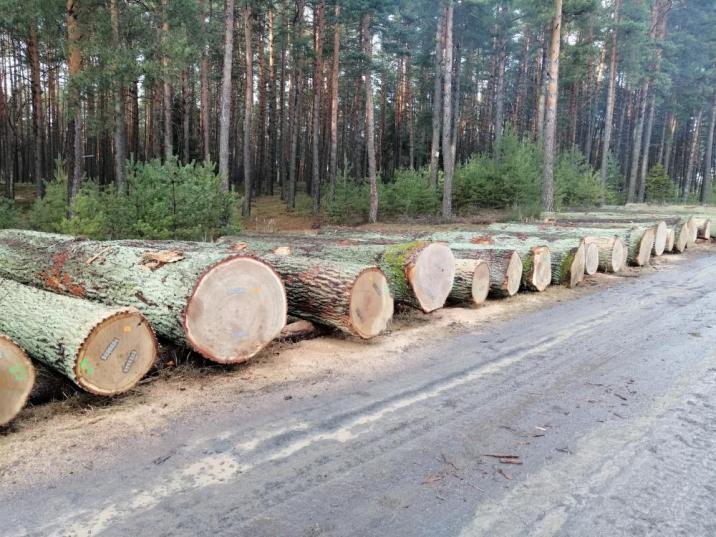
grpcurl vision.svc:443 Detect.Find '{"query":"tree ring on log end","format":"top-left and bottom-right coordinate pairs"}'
top-left (184, 256), bottom-right (287, 364)
top-left (584, 242), bottom-right (600, 276)
top-left (407, 243), bottom-right (456, 312)
top-left (612, 238), bottom-right (626, 272)
top-left (506, 252), bottom-right (523, 296)
top-left (471, 260), bottom-right (490, 305)
top-left (76, 310), bottom-right (157, 396)
top-left (0, 336), bottom-right (35, 426)
top-left (652, 222), bottom-right (667, 256)
top-left (531, 247), bottom-right (552, 292)
top-left (636, 228), bottom-right (656, 266)
top-left (568, 244), bottom-right (586, 288)
top-left (349, 268), bottom-right (394, 339)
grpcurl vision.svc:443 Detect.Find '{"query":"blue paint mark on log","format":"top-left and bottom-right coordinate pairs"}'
top-left (228, 288), bottom-right (248, 295)
top-left (233, 330), bottom-right (249, 339)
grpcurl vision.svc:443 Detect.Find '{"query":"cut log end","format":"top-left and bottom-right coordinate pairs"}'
top-left (584, 242), bottom-right (600, 276)
top-left (349, 268), bottom-right (394, 339)
top-left (0, 337), bottom-right (35, 426)
top-left (406, 243), bottom-right (456, 313)
top-left (699, 220), bottom-right (711, 240)
top-left (75, 310), bottom-right (157, 397)
top-left (635, 228), bottom-right (656, 266)
top-left (531, 247), bottom-right (552, 292)
top-left (506, 252), bottom-right (524, 296)
top-left (687, 217), bottom-right (698, 245)
top-left (665, 228), bottom-right (676, 253)
top-left (673, 223), bottom-right (688, 253)
top-left (184, 256), bottom-right (288, 364)
top-left (568, 244), bottom-right (586, 288)
top-left (471, 260), bottom-right (491, 305)
top-left (652, 222), bottom-right (667, 256)
top-left (612, 238), bottom-right (626, 273)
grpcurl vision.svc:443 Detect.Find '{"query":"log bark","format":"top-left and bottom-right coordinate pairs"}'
top-left (127, 238), bottom-right (394, 339)
top-left (448, 247), bottom-right (523, 298)
top-left (0, 230), bottom-right (287, 364)
top-left (0, 277), bottom-right (156, 396)
top-left (0, 336), bottom-right (35, 426)
top-left (311, 229), bottom-right (547, 293)
top-left (450, 259), bottom-right (490, 306)
top-left (220, 236), bottom-right (455, 313)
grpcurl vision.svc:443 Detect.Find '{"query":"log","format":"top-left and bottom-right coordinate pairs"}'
top-left (301, 229), bottom-right (548, 294)
top-left (584, 241), bottom-right (600, 276)
top-left (584, 236), bottom-right (626, 273)
top-left (0, 230), bottom-right (288, 364)
top-left (542, 224), bottom-right (654, 266)
top-left (437, 232), bottom-right (582, 288)
top-left (487, 224), bottom-right (625, 273)
top-left (0, 336), bottom-right (35, 426)
top-left (448, 248), bottom-right (523, 298)
top-left (551, 217), bottom-right (667, 257)
top-left (0, 277), bottom-right (156, 396)
top-left (219, 236), bottom-right (455, 313)
top-left (120, 239), bottom-right (395, 339)
top-left (693, 218), bottom-right (712, 240)
top-left (665, 228), bottom-right (676, 253)
top-left (450, 259), bottom-right (490, 306)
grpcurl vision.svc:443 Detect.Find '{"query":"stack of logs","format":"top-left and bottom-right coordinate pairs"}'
top-left (0, 204), bottom-right (711, 426)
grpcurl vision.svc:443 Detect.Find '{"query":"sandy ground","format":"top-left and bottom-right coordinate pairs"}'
top-left (1, 238), bottom-right (700, 490)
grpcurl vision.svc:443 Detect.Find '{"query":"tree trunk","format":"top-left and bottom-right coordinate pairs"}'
top-left (200, 0), bottom-right (211, 163)
top-left (542, 0), bottom-right (562, 212)
top-left (637, 93), bottom-right (657, 201)
top-left (311, 2), bottom-right (325, 213)
top-left (0, 277), bottom-right (156, 396)
top-left (683, 109), bottom-right (704, 200)
top-left (219, 0), bottom-right (236, 189)
top-left (28, 21), bottom-right (45, 198)
top-left (700, 93), bottom-right (716, 203)
top-left (0, 336), bottom-right (35, 426)
top-left (429, 12), bottom-right (444, 189)
top-left (67, 0), bottom-right (83, 201)
top-left (109, 0), bottom-right (127, 192)
top-left (329, 4), bottom-right (341, 193)
top-left (266, 9), bottom-right (277, 195)
top-left (450, 248), bottom-right (523, 298)
top-left (362, 14), bottom-right (378, 223)
top-left (441, 1), bottom-right (455, 219)
top-left (242, 3), bottom-right (254, 215)
top-left (161, 0), bottom-right (173, 161)
top-left (0, 230), bottom-right (287, 365)
top-left (493, 3), bottom-right (508, 155)
top-left (627, 84), bottom-right (649, 202)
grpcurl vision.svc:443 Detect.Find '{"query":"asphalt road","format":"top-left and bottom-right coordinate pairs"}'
top-left (3, 252), bottom-right (716, 537)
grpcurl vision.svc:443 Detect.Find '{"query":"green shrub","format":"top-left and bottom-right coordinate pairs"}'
top-left (554, 147), bottom-right (611, 208)
top-left (324, 176), bottom-right (371, 225)
top-left (644, 164), bottom-right (676, 203)
top-left (379, 168), bottom-right (440, 219)
top-left (0, 198), bottom-right (18, 229)
top-left (29, 158), bottom-right (240, 241)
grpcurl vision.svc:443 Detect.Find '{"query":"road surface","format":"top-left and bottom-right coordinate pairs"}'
top-left (3, 252), bottom-right (716, 537)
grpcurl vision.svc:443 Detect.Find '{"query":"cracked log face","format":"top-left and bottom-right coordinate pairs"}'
top-left (404, 243), bottom-right (456, 313)
top-left (184, 257), bottom-right (288, 364)
top-left (77, 310), bottom-right (157, 396)
top-left (584, 242), bottom-right (600, 276)
top-left (348, 268), bottom-right (394, 339)
top-left (0, 337), bottom-right (34, 426)
top-left (504, 251), bottom-right (523, 296)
